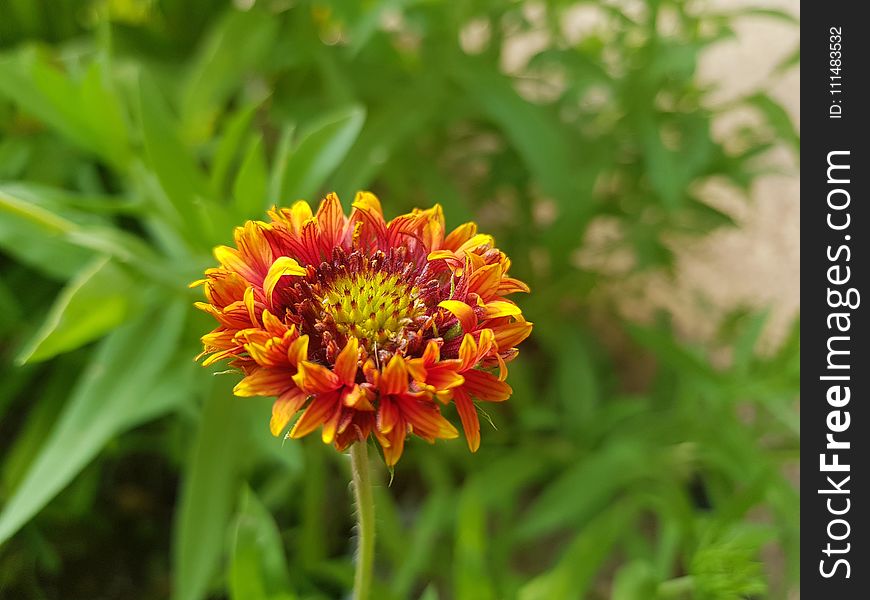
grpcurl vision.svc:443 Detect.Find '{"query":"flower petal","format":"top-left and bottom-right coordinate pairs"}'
top-left (349, 191), bottom-right (388, 247)
top-left (380, 354), bottom-right (408, 396)
top-left (438, 300), bottom-right (477, 334)
top-left (287, 334), bottom-right (309, 367)
top-left (453, 388), bottom-right (480, 452)
top-left (289, 391), bottom-right (339, 439)
top-left (399, 394), bottom-right (458, 441)
top-left (466, 262), bottom-right (502, 300)
top-left (493, 318), bottom-right (534, 349)
top-left (261, 309), bottom-right (289, 338)
top-left (462, 369), bottom-right (512, 402)
top-left (379, 425), bottom-right (406, 467)
top-left (498, 277), bottom-right (531, 295)
top-left (293, 360), bottom-right (340, 393)
top-left (334, 337), bottom-right (359, 385)
top-left (426, 365), bottom-right (465, 391)
top-left (270, 387), bottom-right (308, 436)
top-left (316, 192), bottom-right (346, 251)
top-left (377, 396), bottom-right (400, 434)
top-left (263, 256), bottom-right (306, 304)
top-left (442, 222), bottom-right (477, 251)
top-left (342, 384), bottom-right (374, 410)
top-left (458, 333), bottom-right (479, 371)
top-left (234, 368), bottom-right (293, 397)
top-left (418, 203), bottom-right (445, 251)
top-left (321, 401), bottom-right (344, 444)
top-left (214, 245), bottom-right (260, 284)
top-left (482, 300), bottom-right (522, 319)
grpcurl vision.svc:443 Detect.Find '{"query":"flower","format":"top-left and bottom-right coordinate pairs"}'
top-left (192, 192), bottom-right (532, 465)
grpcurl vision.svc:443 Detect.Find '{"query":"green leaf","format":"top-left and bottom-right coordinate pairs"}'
top-left (233, 134), bottom-right (269, 219)
top-left (0, 49), bottom-right (129, 168)
top-left (731, 310), bottom-right (768, 376)
top-left (173, 377), bottom-right (250, 600)
top-left (210, 102), bottom-right (260, 195)
top-left (612, 561), bottom-right (659, 600)
top-left (1, 360), bottom-right (73, 494)
top-left (690, 524), bottom-right (771, 600)
top-left (638, 115), bottom-right (713, 211)
top-left (775, 46), bottom-right (800, 74)
top-left (275, 106), bottom-right (366, 202)
top-left (138, 70), bottom-right (212, 236)
top-left (391, 491), bottom-right (450, 599)
top-left (1, 175), bottom-right (189, 288)
top-left (229, 486), bottom-right (293, 600)
top-left (452, 59), bottom-right (596, 247)
top-left (330, 88), bottom-right (441, 199)
top-left (746, 93), bottom-right (800, 153)
top-left (454, 485), bottom-right (495, 600)
top-left (518, 500), bottom-right (640, 600)
top-left (553, 329), bottom-right (600, 425)
top-left (0, 187), bottom-right (92, 278)
top-left (516, 440), bottom-right (649, 540)
top-left (720, 7), bottom-right (798, 25)
top-left (0, 301), bottom-right (186, 545)
top-left (418, 585), bottom-right (440, 600)
top-left (626, 324), bottom-right (720, 383)
top-left (181, 9), bottom-right (279, 142)
top-left (0, 185), bottom-right (78, 234)
top-left (17, 256), bottom-right (137, 364)
top-left (680, 196), bottom-right (738, 232)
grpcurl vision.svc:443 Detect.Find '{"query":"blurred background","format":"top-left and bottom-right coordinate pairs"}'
top-left (0, 1), bottom-right (799, 599)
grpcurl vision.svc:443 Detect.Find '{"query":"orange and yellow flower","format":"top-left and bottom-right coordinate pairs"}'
top-left (192, 192), bottom-right (532, 465)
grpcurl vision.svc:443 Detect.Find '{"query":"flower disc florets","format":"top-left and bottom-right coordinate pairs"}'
top-left (193, 192), bottom-right (532, 465)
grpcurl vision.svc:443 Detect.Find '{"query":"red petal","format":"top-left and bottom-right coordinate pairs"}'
top-left (497, 277), bottom-right (531, 295)
top-left (289, 391), bottom-right (339, 439)
top-left (399, 394), bottom-right (458, 441)
top-left (349, 192), bottom-right (388, 247)
top-left (263, 257), bottom-right (306, 305)
top-left (214, 245), bottom-right (261, 284)
top-left (380, 426), bottom-right (406, 467)
top-left (380, 354), bottom-right (408, 396)
top-left (462, 369), bottom-right (512, 402)
top-left (453, 388), bottom-right (481, 452)
top-left (321, 401), bottom-right (344, 444)
top-left (270, 388), bottom-right (308, 436)
top-left (234, 368), bottom-right (293, 397)
top-left (316, 193), bottom-right (346, 252)
top-left (287, 335), bottom-right (309, 367)
top-left (467, 263), bottom-right (502, 300)
top-left (377, 396), bottom-right (400, 434)
top-left (334, 337), bottom-right (359, 385)
top-left (493, 319), bottom-right (533, 349)
top-left (442, 222), bottom-right (477, 251)
top-left (293, 360), bottom-right (340, 393)
top-left (482, 300), bottom-right (522, 319)
top-left (438, 300), bottom-right (477, 334)
top-left (458, 333), bottom-right (479, 371)
top-left (426, 365), bottom-right (465, 391)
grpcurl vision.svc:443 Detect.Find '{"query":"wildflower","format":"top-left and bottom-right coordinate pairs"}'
top-left (192, 192), bottom-right (531, 465)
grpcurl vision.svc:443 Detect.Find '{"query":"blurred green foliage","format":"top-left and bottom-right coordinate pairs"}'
top-left (0, 1), bottom-right (798, 599)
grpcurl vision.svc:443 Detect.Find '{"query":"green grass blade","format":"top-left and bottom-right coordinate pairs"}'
top-left (0, 301), bottom-right (186, 545)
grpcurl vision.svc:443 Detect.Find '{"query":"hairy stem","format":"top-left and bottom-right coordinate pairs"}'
top-left (350, 441), bottom-right (375, 600)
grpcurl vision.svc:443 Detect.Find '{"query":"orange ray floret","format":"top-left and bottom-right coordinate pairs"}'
top-left (193, 192), bottom-right (532, 466)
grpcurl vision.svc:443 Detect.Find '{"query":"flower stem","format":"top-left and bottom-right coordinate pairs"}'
top-left (350, 441), bottom-right (375, 600)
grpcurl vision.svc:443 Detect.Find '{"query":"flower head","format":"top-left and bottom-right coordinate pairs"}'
top-left (193, 192), bottom-right (532, 465)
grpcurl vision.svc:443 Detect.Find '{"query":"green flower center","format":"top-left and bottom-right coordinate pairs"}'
top-left (318, 271), bottom-right (426, 348)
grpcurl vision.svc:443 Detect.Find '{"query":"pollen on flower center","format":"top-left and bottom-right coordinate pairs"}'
top-left (317, 270), bottom-right (426, 348)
